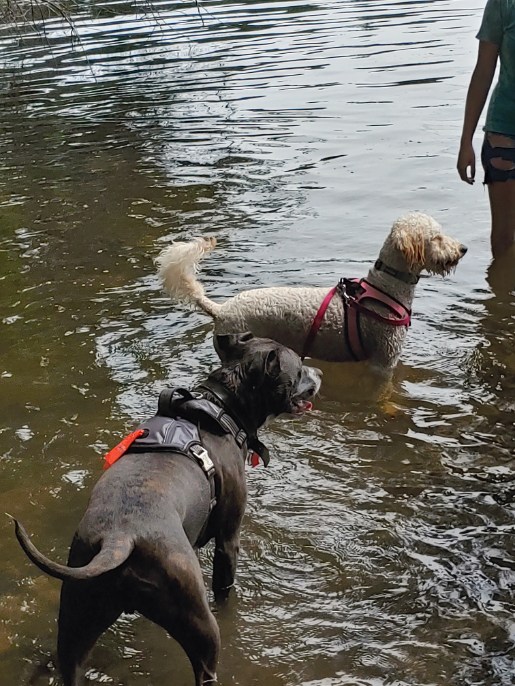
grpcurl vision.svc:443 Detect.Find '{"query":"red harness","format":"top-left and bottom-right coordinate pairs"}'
top-left (301, 277), bottom-right (411, 361)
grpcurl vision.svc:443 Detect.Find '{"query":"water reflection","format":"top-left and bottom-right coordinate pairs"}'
top-left (1, 1), bottom-right (514, 685)
top-left (467, 253), bottom-right (515, 471)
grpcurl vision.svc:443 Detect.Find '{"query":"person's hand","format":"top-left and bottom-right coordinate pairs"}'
top-left (457, 141), bottom-right (476, 184)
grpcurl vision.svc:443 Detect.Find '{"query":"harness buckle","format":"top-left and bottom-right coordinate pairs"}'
top-left (190, 443), bottom-right (215, 478)
top-left (337, 277), bottom-right (361, 305)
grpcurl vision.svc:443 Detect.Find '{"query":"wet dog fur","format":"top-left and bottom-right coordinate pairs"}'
top-left (156, 213), bottom-right (467, 373)
top-left (12, 333), bottom-right (321, 686)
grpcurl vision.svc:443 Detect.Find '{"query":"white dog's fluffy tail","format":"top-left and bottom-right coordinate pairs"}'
top-left (155, 237), bottom-right (221, 318)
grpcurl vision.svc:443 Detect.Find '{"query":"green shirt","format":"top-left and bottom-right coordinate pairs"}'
top-left (477, 0), bottom-right (515, 135)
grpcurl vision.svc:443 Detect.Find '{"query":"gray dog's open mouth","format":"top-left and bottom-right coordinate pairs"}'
top-left (292, 399), bottom-right (313, 414)
top-left (290, 365), bottom-right (322, 414)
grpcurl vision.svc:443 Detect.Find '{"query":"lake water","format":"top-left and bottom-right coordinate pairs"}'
top-left (1, 1), bottom-right (514, 684)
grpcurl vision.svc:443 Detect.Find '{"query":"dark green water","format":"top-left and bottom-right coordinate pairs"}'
top-left (1, 1), bottom-right (514, 684)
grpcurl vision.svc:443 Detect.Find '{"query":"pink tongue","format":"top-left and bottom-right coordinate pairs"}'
top-left (295, 400), bottom-right (313, 413)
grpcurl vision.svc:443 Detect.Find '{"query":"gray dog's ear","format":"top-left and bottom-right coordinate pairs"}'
top-left (264, 349), bottom-right (280, 378)
top-left (214, 332), bottom-right (255, 361)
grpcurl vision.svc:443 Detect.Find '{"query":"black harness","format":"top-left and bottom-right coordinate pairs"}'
top-left (121, 387), bottom-right (250, 512)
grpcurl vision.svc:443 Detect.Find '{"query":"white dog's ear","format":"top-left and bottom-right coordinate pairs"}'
top-left (391, 223), bottom-right (425, 270)
top-left (214, 332), bottom-right (254, 361)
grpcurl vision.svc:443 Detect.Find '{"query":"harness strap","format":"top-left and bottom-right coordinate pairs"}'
top-left (340, 278), bottom-right (411, 361)
top-left (130, 437), bottom-right (218, 511)
top-left (188, 443), bottom-right (217, 510)
top-left (159, 387), bottom-right (248, 448)
top-left (346, 279), bottom-right (411, 327)
top-left (102, 386), bottom-right (256, 515)
top-left (196, 381), bottom-right (270, 466)
top-left (103, 421), bottom-right (218, 510)
top-left (344, 303), bottom-right (367, 361)
top-left (300, 277), bottom-right (411, 362)
top-left (301, 286), bottom-right (338, 360)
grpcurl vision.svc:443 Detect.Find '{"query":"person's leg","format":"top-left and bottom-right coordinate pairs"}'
top-left (487, 179), bottom-right (515, 258)
top-left (483, 133), bottom-right (515, 258)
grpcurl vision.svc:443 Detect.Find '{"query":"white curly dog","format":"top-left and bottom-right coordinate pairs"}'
top-left (156, 213), bottom-right (467, 374)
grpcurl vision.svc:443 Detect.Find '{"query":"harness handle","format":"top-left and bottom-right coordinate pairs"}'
top-left (158, 387), bottom-right (195, 416)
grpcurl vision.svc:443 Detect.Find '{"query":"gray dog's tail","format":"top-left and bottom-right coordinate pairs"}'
top-left (155, 237), bottom-right (222, 319)
top-left (11, 517), bottom-right (134, 581)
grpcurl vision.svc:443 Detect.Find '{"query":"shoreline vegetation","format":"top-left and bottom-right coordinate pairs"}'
top-left (1, 0), bottom-right (75, 25)
top-left (0, 0), bottom-right (206, 46)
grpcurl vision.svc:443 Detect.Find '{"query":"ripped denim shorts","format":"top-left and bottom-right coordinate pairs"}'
top-left (481, 132), bottom-right (515, 183)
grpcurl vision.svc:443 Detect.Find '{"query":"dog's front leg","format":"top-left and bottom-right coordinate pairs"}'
top-left (368, 364), bottom-right (401, 416)
top-left (212, 530), bottom-right (240, 602)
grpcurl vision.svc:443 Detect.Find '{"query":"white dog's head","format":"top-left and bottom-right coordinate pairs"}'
top-left (385, 212), bottom-right (467, 276)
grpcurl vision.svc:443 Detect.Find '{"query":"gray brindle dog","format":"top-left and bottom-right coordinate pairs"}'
top-left (13, 333), bottom-right (321, 686)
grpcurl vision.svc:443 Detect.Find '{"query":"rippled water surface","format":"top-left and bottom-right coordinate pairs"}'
top-left (1, 1), bottom-right (514, 684)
